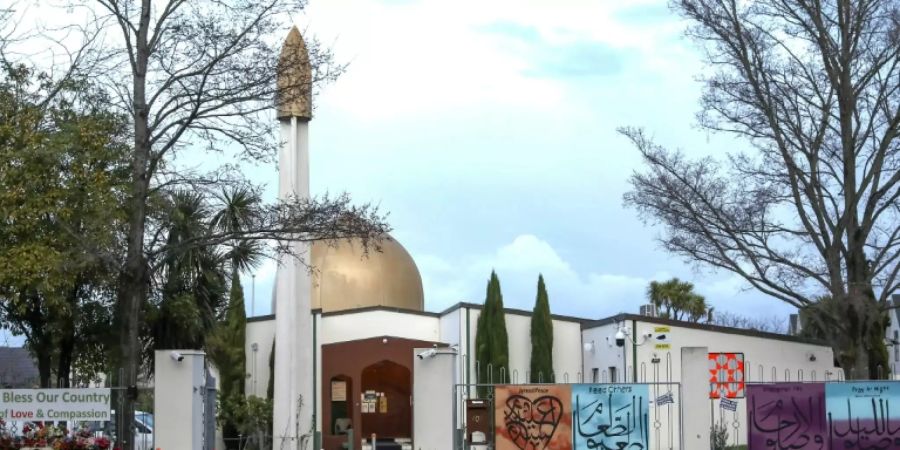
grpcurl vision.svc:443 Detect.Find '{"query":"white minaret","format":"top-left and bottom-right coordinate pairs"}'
top-left (273, 26), bottom-right (314, 450)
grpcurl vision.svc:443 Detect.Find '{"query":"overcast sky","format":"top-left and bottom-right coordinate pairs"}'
top-left (238, 0), bottom-right (796, 322)
top-left (1, 0), bottom-right (798, 347)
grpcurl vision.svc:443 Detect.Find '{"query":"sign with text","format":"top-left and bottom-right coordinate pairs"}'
top-left (494, 385), bottom-right (573, 450)
top-left (653, 326), bottom-right (671, 350)
top-left (826, 382), bottom-right (900, 448)
top-left (572, 384), bottom-right (649, 450)
top-left (747, 383), bottom-right (826, 449)
top-left (0, 388), bottom-right (111, 421)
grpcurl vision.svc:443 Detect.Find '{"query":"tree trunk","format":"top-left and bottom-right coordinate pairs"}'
top-left (36, 349), bottom-right (52, 389)
top-left (834, 288), bottom-right (888, 380)
top-left (56, 333), bottom-right (74, 388)
top-left (56, 280), bottom-right (79, 388)
top-left (113, 2), bottom-right (153, 448)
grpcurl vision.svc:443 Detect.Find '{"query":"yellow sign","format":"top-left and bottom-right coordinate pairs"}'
top-left (654, 326), bottom-right (670, 333)
top-left (655, 343), bottom-right (671, 350)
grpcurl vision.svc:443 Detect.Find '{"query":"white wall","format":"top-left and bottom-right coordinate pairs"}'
top-left (630, 319), bottom-right (836, 384)
top-left (245, 318), bottom-right (277, 398)
top-left (628, 319), bottom-right (836, 449)
top-left (320, 310), bottom-right (440, 344)
top-left (413, 347), bottom-right (456, 450)
top-left (464, 309), bottom-right (582, 384)
top-left (154, 350), bottom-right (206, 450)
top-left (581, 322), bottom-right (626, 383)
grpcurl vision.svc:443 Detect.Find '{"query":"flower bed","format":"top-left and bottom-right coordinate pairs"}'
top-left (0, 420), bottom-right (111, 450)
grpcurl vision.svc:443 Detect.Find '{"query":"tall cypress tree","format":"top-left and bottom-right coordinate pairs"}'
top-left (529, 275), bottom-right (553, 383)
top-left (207, 270), bottom-right (248, 450)
top-left (490, 272), bottom-right (509, 383)
top-left (475, 271), bottom-right (509, 395)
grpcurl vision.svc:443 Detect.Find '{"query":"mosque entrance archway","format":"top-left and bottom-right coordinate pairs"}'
top-left (360, 360), bottom-right (412, 441)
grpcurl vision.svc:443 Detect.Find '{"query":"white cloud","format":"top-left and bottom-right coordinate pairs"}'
top-left (420, 234), bottom-right (669, 319)
top-left (298, 0), bottom-right (694, 121)
top-left (417, 234), bottom-right (797, 322)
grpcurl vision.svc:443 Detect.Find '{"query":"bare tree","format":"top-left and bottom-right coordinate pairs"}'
top-left (622, 0), bottom-right (900, 379)
top-left (0, 1), bottom-right (387, 448)
top-left (709, 311), bottom-right (788, 334)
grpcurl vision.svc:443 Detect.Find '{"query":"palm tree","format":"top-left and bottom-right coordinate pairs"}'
top-left (210, 186), bottom-right (265, 274)
top-left (149, 190), bottom-right (228, 352)
top-left (647, 278), bottom-right (709, 323)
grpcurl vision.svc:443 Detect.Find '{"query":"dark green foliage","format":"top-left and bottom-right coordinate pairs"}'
top-left (207, 270), bottom-right (248, 450)
top-left (801, 295), bottom-right (890, 379)
top-left (647, 278), bottom-right (709, 323)
top-left (529, 275), bottom-right (553, 383)
top-left (475, 271), bottom-right (509, 396)
top-left (267, 338), bottom-right (275, 400)
top-left (218, 394), bottom-right (273, 450)
top-left (0, 65), bottom-right (128, 387)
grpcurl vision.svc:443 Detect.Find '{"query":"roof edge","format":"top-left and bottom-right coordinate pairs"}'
top-left (582, 313), bottom-right (831, 347)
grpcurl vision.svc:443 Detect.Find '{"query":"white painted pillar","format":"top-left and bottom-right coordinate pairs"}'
top-left (273, 116), bottom-right (313, 450)
top-left (681, 346), bottom-right (710, 450)
top-left (154, 349), bottom-right (206, 450)
top-left (413, 348), bottom-right (456, 450)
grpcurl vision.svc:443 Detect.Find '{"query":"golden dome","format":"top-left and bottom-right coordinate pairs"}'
top-left (310, 236), bottom-right (424, 312)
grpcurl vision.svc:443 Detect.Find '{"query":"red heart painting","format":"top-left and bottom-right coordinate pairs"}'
top-left (494, 385), bottom-right (573, 450)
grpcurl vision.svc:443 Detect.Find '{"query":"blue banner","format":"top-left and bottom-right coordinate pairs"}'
top-left (826, 382), bottom-right (900, 449)
top-left (572, 384), bottom-right (649, 450)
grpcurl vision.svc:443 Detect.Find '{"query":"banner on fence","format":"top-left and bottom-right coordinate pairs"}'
top-left (572, 384), bottom-right (649, 450)
top-left (747, 383), bottom-right (826, 448)
top-left (709, 352), bottom-right (745, 399)
top-left (494, 384), bottom-right (572, 450)
top-left (0, 388), bottom-right (111, 421)
top-left (826, 381), bottom-right (900, 448)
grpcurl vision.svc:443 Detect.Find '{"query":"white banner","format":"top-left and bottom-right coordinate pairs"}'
top-left (0, 388), bottom-right (111, 421)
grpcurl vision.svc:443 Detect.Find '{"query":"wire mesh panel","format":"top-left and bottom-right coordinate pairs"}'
top-left (453, 380), bottom-right (683, 450)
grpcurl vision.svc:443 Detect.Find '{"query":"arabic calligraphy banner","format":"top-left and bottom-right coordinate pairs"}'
top-left (826, 382), bottom-right (900, 449)
top-left (572, 384), bottom-right (649, 450)
top-left (495, 384), bottom-right (573, 450)
top-left (747, 383), bottom-right (826, 449)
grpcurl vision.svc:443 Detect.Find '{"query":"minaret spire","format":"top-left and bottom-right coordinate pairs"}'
top-left (273, 25), bottom-right (315, 450)
top-left (276, 26), bottom-right (313, 120)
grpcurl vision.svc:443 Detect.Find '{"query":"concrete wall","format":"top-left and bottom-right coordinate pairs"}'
top-left (628, 319), bottom-right (836, 449)
top-left (154, 350), bottom-right (206, 450)
top-left (581, 322), bottom-right (626, 383)
top-left (320, 310), bottom-right (440, 344)
top-left (629, 319), bottom-right (836, 383)
top-left (464, 309), bottom-right (583, 384)
top-left (413, 347), bottom-right (456, 450)
top-left (245, 318), bottom-right (277, 398)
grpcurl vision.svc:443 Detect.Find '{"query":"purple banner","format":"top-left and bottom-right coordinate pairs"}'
top-left (747, 383), bottom-right (826, 449)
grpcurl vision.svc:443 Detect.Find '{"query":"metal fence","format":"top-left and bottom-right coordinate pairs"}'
top-left (455, 355), bottom-right (684, 450)
top-left (453, 356), bottom-right (900, 450)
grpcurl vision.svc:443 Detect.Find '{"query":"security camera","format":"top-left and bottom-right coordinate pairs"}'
top-left (416, 349), bottom-right (437, 360)
top-left (170, 351), bottom-right (184, 362)
top-left (614, 329), bottom-right (626, 347)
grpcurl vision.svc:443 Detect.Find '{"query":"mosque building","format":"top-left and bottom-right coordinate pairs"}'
top-left (251, 27), bottom-right (841, 450)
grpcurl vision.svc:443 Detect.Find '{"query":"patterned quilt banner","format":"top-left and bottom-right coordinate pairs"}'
top-left (494, 385), bottom-right (573, 450)
top-left (572, 384), bottom-right (649, 450)
top-left (709, 352), bottom-right (745, 398)
top-left (747, 383), bottom-right (826, 449)
top-left (826, 382), bottom-right (900, 449)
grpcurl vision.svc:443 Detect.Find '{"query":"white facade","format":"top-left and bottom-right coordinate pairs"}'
top-left (246, 304), bottom-right (838, 450)
top-left (582, 316), bottom-right (836, 384)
